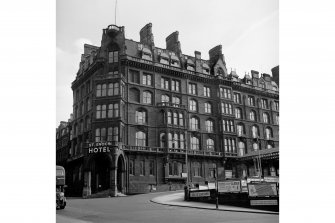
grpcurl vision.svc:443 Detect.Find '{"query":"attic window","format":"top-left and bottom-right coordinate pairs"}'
top-left (171, 54), bottom-right (180, 67)
top-left (202, 63), bottom-right (210, 74)
top-left (160, 54), bottom-right (169, 65)
top-left (217, 68), bottom-right (224, 76)
top-left (186, 59), bottom-right (195, 71)
top-left (142, 47), bottom-right (152, 61)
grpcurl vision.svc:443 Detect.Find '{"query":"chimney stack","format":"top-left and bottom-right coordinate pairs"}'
top-left (140, 23), bottom-right (155, 47)
top-left (271, 66), bottom-right (279, 86)
top-left (166, 31), bottom-right (181, 54)
top-left (209, 45), bottom-right (225, 66)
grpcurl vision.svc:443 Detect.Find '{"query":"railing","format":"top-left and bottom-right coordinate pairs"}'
top-left (168, 148), bottom-right (223, 157)
top-left (123, 145), bottom-right (223, 157)
top-left (156, 102), bottom-right (186, 109)
top-left (225, 152), bottom-right (238, 157)
top-left (122, 145), bottom-right (165, 153)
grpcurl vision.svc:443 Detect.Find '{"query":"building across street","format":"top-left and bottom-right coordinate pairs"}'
top-left (56, 23), bottom-right (279, 197)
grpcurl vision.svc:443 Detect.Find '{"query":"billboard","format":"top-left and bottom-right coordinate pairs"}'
top-left (218, 181), bottom-right (241, 193)
top-left (189, 191), bottom-right (211, 198)
top-left (247, 183), bottom-right (278, 197)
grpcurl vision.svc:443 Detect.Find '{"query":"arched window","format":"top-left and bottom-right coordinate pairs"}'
top-left (237, 123), bottom-right (245, 136)
top-left (173, 112), bottom-right (178, 125)
top-left (276, 114), bottom-right (279, 125)
top-left (179, 113), bottom-right (184, 126)
top-left (96, 84), bottom-right (102, 97)
top-left (206, 138), bottom-right (214, 150)
top-left (160, 132), bottom-right (166, 148)
top-left (167, 111), bottom-right (172, 124)
top-left (190, 136), bottom-right (199, 150)
top-left (173, 133), bottom-right (179, 148)
top-left (80, 102), bottom-right (84, 115)
top-left (267, 141), bottom-right (274, 149)
top-left (249, 110), bottom-right (256, 121)
top-left (263, 112), bottom-right (269, 123)
top-left (180, 134), bottom-right (185, 149)
top-left (101, 105), bottom-right (106, 118)
top-left (172, 96), bottom-right (180, 106)
top-left (96, 105), bottom-right (101, 119)
top-left (265, 127), bottom-right (273, 140)
top-left (136, 131), bottom-right (146, 146)
top-left (129, 88), bottom-right (140, 103)
top-left (205, 102), bottom-right (212, 113)
top-left (206, 120), bottom-right (214, 132)
top-left (235, 108), bottom-right (242, 119)
top-left (189, 99), bottom-right (197, 111)
top-left (136, 109), bottom-right (147, 124)
top-left (86, 97), bottom-right (91, 111)
top-left (252, 125), bottom-right (259, 138)
top-left (101, 84), bottom-right (107, 97)
top-left (168, 133), bottom-right (173, 148)
top-left (253, 142), bottom-right (259, 151)
top-left (143, 91), bottom-right (152, 104)
top-left (161, 94), bottom-right (170, 103)
top-left (190, 117), bottom-right (199, 130)
top-left (238, 141), bottom-right (246, 156)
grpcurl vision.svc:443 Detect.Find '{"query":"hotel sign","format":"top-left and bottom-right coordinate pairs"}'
top-left (87, 142), bottom-right (117, 154)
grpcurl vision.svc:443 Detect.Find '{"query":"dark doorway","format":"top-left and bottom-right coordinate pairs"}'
top-left (91, 154), bottom-right (111, 193)
top-left (117, 156), bottom-right (124, 193)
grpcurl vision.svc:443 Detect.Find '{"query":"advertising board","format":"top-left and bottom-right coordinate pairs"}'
top-left (218, 181), bottom-right (241, 193)
top-left (247, 183), bottom-right (278, 197)
top-left (263, 176), bottom-right (279, 183)
top-left (189, 191), bottom-right (211, 198)
top-left (250, 199), bottom-right (278, 206)
top-left (225, 170), bottom-right (232, 179)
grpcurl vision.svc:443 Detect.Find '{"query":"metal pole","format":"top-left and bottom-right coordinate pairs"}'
top-left (215, 168), bottom-right (218, 209)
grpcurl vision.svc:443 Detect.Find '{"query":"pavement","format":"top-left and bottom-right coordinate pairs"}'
top-left (150, 191), bottom-right (279, 215)
top-left (57, 191), bottom-right (279, 223)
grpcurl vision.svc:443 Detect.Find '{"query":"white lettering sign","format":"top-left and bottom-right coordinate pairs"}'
top-left (218, 181), bottom-right (241, 193)
top-left (190, 191), bottom-right (210, 198)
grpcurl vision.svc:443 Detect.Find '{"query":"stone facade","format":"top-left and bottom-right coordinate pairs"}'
top-left (58, 23), bottom-right (279, 197)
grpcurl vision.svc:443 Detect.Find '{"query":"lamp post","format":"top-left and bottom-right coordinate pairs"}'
top-left (256, 137), bottom-right (262, 181)
top-left (210, 167), bottom-right (219, 209)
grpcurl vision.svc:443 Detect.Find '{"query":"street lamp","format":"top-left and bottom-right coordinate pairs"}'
top-left (256, 137), bottom-right (262, 181)
top-left (210, 167), bottom-right (219, 209)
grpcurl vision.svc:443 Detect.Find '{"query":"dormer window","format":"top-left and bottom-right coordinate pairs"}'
top-left (159, 52), bottom-right (169, 65)
top-left (142, 47), bottom-right (152, 61)
top-left (202, 63), bottom-right (210, 74)
top-left (186, 59), bottom-right (195, 71)
top-left (217, 67), bottom-right (224, 76)
top-left (170, 54), bottom-right (180, 67)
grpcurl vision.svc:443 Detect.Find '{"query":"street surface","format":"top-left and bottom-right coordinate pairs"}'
top-left (56, 191), bottom-right (279, 223)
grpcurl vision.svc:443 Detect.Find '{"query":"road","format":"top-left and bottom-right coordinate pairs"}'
top-left (56, 191), bottom-right (279, 223)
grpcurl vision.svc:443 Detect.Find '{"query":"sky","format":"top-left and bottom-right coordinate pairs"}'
top-left (56, 0), bottom-right (278, 125)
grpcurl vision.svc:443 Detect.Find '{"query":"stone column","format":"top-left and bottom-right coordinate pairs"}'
top-left (109, 166), bottom-right (117, 197)
top-left (82, 171), bottom-right (91, 198)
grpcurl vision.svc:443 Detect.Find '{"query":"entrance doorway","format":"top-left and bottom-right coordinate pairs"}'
top-left (116, 156), bottom-right (124, 193)
top-left (90, 154), bottom-right (111, 193)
